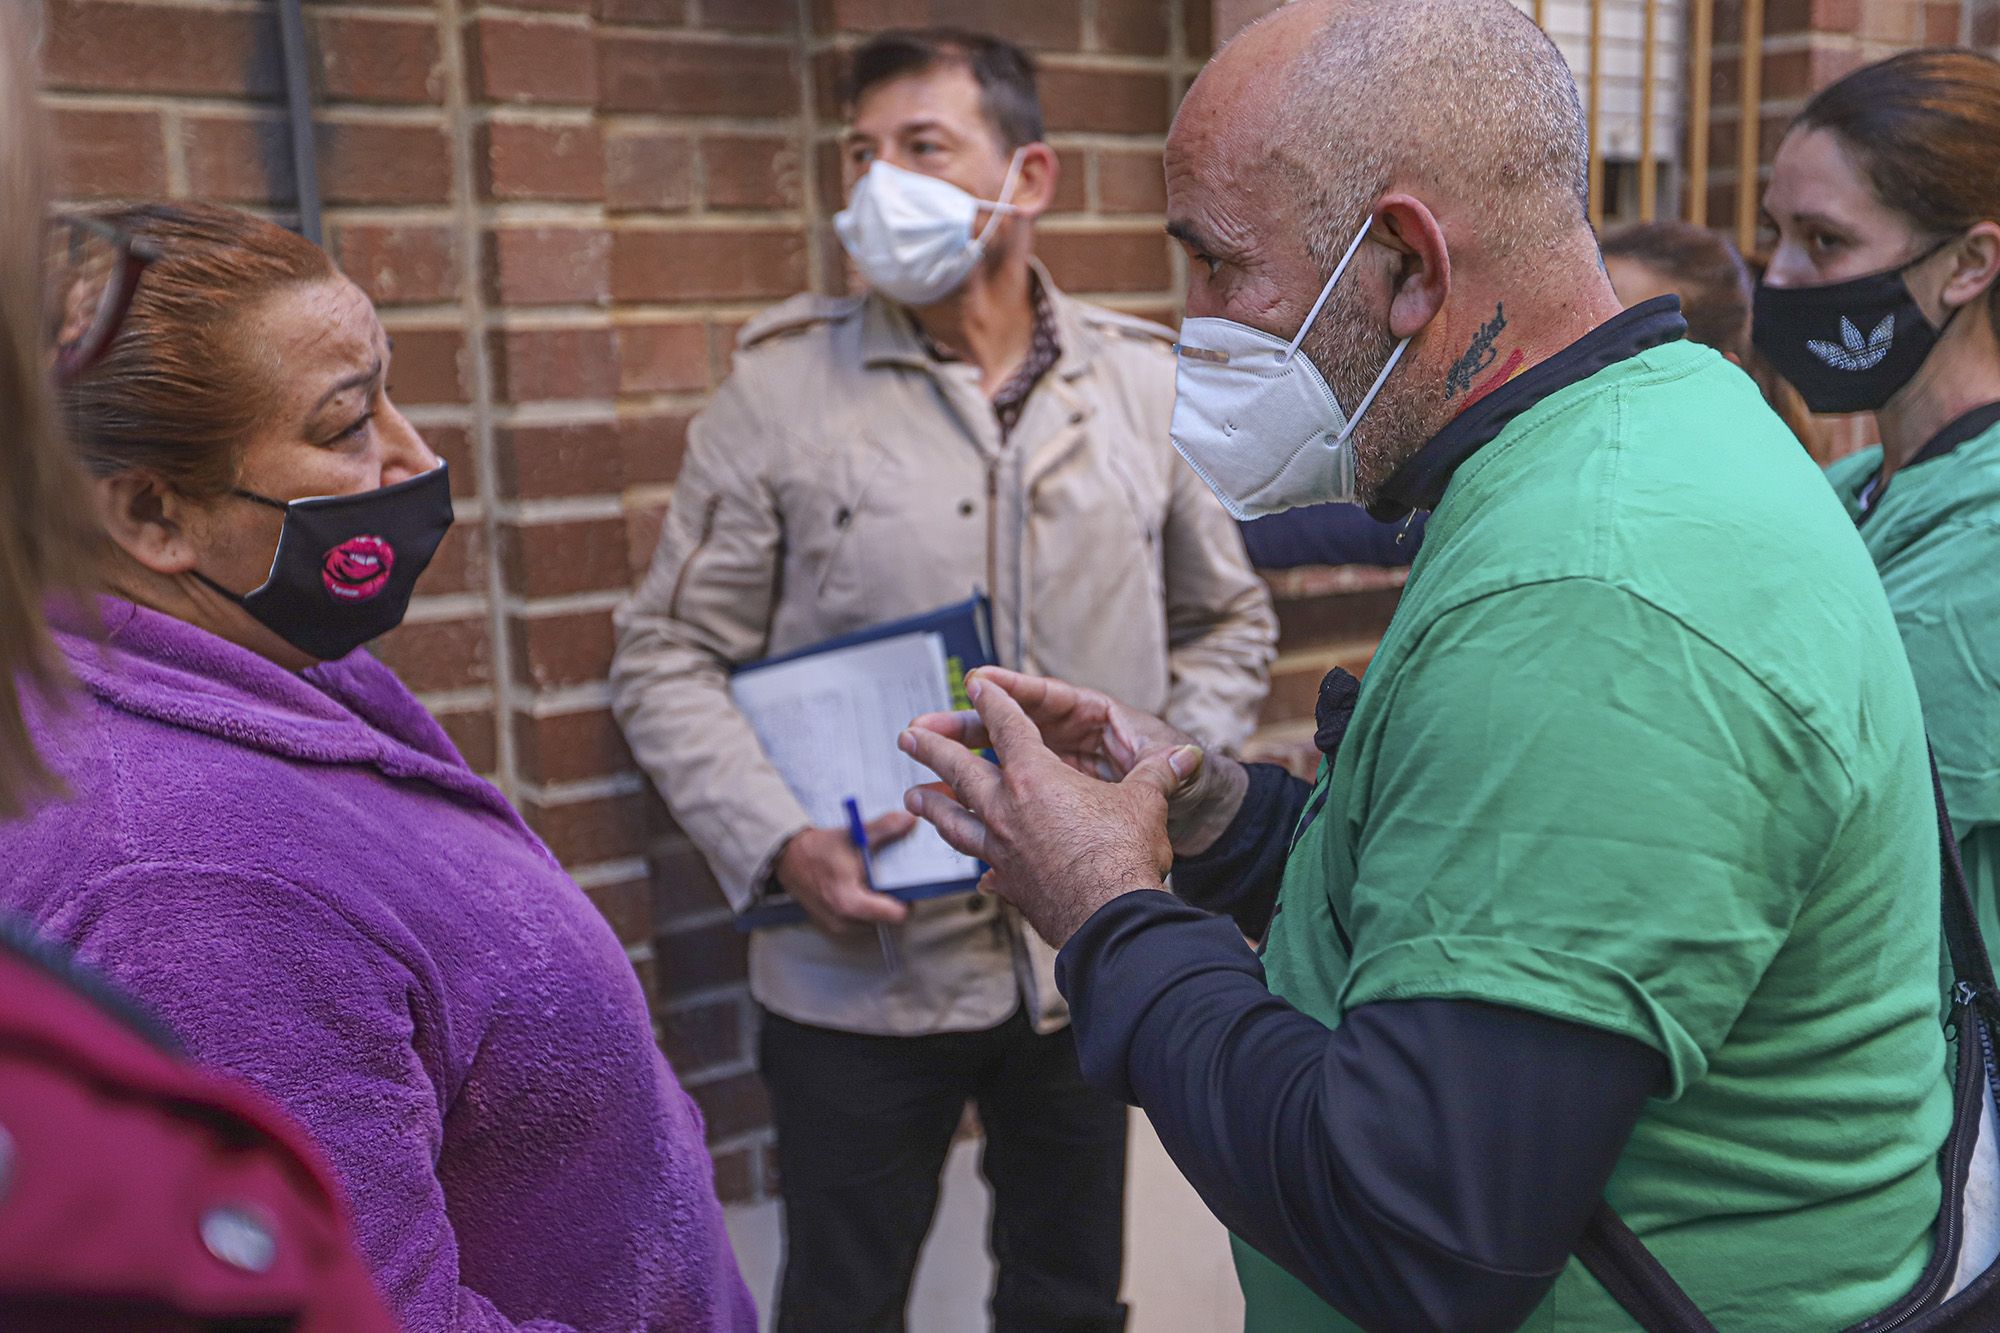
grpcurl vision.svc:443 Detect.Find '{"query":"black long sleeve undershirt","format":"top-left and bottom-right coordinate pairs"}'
top-left (1168, 761), bottom-right (1310, 939)
top-left (1057, 891), bottom-right (1667, 1332)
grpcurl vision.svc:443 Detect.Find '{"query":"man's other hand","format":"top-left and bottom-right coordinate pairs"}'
top-left (773, 814), bottom-right (918, 934)
top-left (906, 667), bottom-right (1251, 857)
top-left (900, 674), bottom-right (1188, 948)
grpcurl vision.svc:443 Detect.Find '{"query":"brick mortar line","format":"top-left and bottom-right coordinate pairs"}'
top-left (506, 589), bottom-right (627, 617)
top-left (474, 201), bottom-right (608, 222)
top-left (519, 772), bottom-right (650, 804)
top-left (622, 481), bottom-right (675, 507)
top-left (369, 300), bottom-right (484, 321)
top-left (478, 107), bottom-right (596, 127)
top-left (433, 0), bottom-right (519, 801)
top-left (45, 91), bottom-right (457, 123)
top-left (596, 112), bottom-right (804, 134)
top-left (411, 685), bottom-right (495, 713)
top-left (570, 857), bottom-right (652, 890)
top-left (792, 0), bottom-right (826, 295)
top-left (592, 23), bottom-right (793, 47)
top-left (162, 105), bottom-right (190, 195)
top-left (1167, 0), bottom-right (1193, 315)
top-left (45, 94), bottom-right (456, 125)
top-left (402, 592), bottom-right (488, 623)
top-left (495, 400), bottom-right (621, 422)
top-left (608, 391), bottom-right (717, 415)
top-left (482, 304), bottom-right (619, 324)
top-left (454, 7), bottom-right (591, 29)
top-left (497, 492), bottom-right (626, 520)
top-left (515, 680), bottom-right (615, 714)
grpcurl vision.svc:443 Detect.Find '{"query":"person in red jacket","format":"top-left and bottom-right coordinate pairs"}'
top-left (0, 11), bottom-right (394, 1326)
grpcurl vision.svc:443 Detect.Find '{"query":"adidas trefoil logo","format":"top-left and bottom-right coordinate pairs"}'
top-left (1809, 314), bottom-right (1895, 371)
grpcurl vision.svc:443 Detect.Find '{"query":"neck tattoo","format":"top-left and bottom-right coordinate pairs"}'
top-left (1445, 302), bottom-right (1508, 399)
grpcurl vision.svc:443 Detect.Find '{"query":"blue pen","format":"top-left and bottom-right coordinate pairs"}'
top-left (845, 797), bottom-right (902, 974)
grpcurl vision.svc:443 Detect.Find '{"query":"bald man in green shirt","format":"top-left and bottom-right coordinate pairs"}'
top-left (897, 0), bottom-right (1961, 1327)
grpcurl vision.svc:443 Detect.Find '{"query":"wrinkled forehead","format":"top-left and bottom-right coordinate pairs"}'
top-left (234, 276), bottom-right (386, 414)
top-left (1167, 93), bottom-right (1292, 233)
top-left (245, 277), bottom-right (384, 369)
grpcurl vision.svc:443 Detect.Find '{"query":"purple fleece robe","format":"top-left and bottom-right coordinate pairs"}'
top-left (2, 599), bottom-right (756, 1332)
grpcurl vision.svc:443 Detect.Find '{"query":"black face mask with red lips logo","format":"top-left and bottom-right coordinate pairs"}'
top-left (193, 463), bottom-right (454, 661)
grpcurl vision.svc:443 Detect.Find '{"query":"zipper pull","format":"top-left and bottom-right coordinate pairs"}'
top-left (1957, 980), bottom-right (1983, 1008)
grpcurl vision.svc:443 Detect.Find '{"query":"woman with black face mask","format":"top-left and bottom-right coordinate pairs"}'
top-left (1757, 49), bottom-right (2000, 948)
top-left (0, 202), bottom-right (757, 1332)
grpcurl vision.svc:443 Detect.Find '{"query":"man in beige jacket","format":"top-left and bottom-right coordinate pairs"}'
top-left (611, 28), bottom-right (1274, 1331)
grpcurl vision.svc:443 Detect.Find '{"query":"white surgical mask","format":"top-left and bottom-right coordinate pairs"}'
top-left (834, 152), bottom-right (1026, 306)
top-left (1170, 216), bottom-right (1411, 519)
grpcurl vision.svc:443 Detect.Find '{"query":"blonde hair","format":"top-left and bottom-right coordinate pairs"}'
top-left (0, 3), bottom-right (93, 818)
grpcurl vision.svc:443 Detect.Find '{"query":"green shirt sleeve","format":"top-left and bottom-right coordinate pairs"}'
top-left (1336, 577), bottom-right (1852, 1097)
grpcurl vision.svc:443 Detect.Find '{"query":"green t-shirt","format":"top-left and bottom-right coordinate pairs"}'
top-left (1240, 341), bottom-right (1952, 1329)
top-left (1826, 418), bottom-right (2000, 950)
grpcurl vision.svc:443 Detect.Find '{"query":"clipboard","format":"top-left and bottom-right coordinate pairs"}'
top-left (731, 595), bottom-right (994, 931)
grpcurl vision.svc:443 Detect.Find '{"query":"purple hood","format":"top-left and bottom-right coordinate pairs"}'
top-left (2, 599), bottom-right (755, 1332)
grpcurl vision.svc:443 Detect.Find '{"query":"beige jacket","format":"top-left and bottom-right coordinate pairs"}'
top-left (611, 277), bottom-right (1277, 1036)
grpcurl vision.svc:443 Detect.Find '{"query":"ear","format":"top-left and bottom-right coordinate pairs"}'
top-left (1944, 220), bottom-right (2000, 311)
top-left (1374, 193), bottom-right (1450, 340)
top-left (93, 471), bottom-right (201, 577)
top-left (1006, 142), bottom-right (1061, 221)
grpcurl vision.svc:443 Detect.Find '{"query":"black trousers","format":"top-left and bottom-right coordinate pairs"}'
top-left (760, 1007), bottom-right (1129, 1333)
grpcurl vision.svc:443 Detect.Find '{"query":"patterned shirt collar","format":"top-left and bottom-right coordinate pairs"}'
top-left (915, 275), bottom-right (1063, 443)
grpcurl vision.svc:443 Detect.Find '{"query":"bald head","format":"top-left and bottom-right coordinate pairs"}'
top-left (1188, 0), bottom-right (1589, 265)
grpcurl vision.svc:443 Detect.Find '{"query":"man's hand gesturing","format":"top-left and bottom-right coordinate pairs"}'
top-left (904, 667), bottom-right (1252, 859)
top-left (899, 671), bottom-right (1202, 948)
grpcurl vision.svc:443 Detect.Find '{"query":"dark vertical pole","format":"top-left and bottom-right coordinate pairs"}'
top-left (276, 0), bottom-right (323, 245)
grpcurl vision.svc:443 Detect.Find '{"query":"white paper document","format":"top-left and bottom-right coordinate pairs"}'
top-left (730, 630), bottom-right (981, 893)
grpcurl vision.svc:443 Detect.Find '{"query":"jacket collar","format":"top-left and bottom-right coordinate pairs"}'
top-left (860, 260), bottom-right (1095, 384)
top-left (50, 597), bottom-right (532, 835)
top-left (1368, 296), bottom-right (1689, 520)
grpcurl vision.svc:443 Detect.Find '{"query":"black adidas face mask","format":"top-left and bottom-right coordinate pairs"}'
top-left (193, 463), bottom-right (454, 661)
top-left (1752, 241), bottom-right (1958, 415)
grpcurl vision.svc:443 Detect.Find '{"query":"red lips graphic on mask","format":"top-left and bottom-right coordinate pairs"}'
top-left (322, 535), bottom-right (396, 602)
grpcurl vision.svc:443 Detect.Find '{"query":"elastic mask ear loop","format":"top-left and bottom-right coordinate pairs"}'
top-left (234, 489), bottom-right (290, 513)
top-left (1910, 234), bottom-right (1985, 337)
top-left (1333, 337), bottom-right (1411, 448)
top-left (1284, 215), bottom-right (1378, 364)
top-left (972, 148), bottom-right (1029, 251)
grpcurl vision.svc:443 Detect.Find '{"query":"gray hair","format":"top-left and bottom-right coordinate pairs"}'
top-left (1254, 0), bottom-right (1591, 267)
